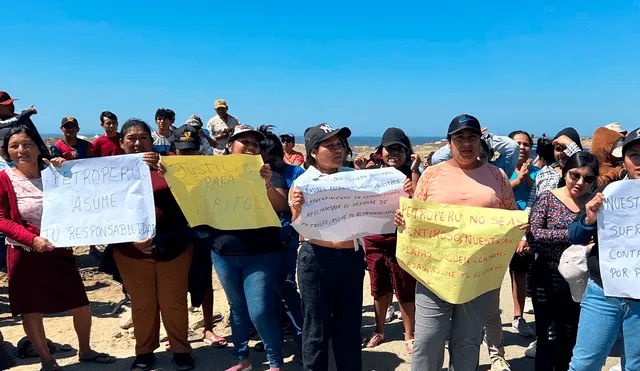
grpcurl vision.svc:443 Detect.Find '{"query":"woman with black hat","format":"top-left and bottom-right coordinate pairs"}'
top-left (567, 128), bottom-right (640, 371)
top-left (394, 114), bottom-right (520, 371)
top-left (213, 124), bottom-right (289, 371)
top-left (289, 123), bottom-right (364, 371)
top-left (361, 128), bottom-right (419, 355)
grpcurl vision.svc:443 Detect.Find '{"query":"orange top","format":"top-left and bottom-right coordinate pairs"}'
top-left (414, 161), bottom-right (516, 211)
top-left (284, 151), bottom-right (304, 166)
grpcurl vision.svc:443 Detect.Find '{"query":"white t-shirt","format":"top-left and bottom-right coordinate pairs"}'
top-left (206, 114), bottom-right (241, 155)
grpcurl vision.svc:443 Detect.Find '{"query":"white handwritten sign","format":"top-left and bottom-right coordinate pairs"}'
top-left (292, 167), bottom-right (406, 242)
top-left (40, 154), bottom-right (156, 247)
top-left (597, 179), bottom-right (640, 299)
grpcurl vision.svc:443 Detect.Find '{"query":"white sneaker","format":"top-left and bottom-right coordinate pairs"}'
top-left (609, 364), bottom-right (622, 371)
top-left (524, 297), bottom-right (534, 314)
top-left (525, 340), bottom-right (537, 358)
top-left (512, 317), bottom-right (535, 337)
top-left (384, 305), bottom-right (395, 323)
top-left (491, 356), bottom-right (511, 371)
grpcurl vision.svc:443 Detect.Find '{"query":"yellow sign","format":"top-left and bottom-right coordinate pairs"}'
top-left (161, 155), bottom-right (281, 230)
top-left (396, 197), bottom-right (527, 304)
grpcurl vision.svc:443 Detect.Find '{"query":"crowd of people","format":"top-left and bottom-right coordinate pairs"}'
top-left (0, 89), bottom-right (637, 371)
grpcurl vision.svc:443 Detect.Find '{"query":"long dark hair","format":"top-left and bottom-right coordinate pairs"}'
top-left (558, 151), bottom-right (599, 190)
top-left (2, 127), bottom-right (47, 168)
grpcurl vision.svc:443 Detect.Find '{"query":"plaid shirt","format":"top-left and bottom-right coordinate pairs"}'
top-left (525, 142), bottom-right (581, 214)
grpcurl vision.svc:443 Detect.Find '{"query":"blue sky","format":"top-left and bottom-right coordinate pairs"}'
top-left (2, 1), bottom-right (639, 137)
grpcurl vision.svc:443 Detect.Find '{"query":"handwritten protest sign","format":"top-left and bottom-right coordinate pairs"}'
top-left (40, 154), bottom-right (156, 247)
top-left (396, 197), bottom-right (526, 304)
top-left (162, 155), bottom-right (280, 230)
top-left (597, 180), bottom-right (640, 299)
top-left (292, 167), bottom-right (406, 241)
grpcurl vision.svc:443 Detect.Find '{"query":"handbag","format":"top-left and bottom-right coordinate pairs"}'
top-left (558, 243), bottom-right (593, 303)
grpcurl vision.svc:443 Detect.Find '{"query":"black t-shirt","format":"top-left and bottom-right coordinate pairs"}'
top-left (211, 171), bottom-right (286, 255)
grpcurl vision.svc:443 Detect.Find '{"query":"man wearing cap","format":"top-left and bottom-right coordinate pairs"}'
top-left (51, 116), bottom-right (95, 160)
top-left (185, 115), bottom-right (214, 155)
top-left (280, 133), bottom-right (304, 166)
top-left (206, 99), bottom-right (241, 155)
top-left (0, 91), bottom-right (50, 159)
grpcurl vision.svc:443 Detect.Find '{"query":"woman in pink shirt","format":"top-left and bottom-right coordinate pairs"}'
top-left (395, 114), bottom-right (519, 371)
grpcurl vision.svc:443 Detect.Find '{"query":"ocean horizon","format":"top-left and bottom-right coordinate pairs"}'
top-left (40, 134), bottom-right (445, 146)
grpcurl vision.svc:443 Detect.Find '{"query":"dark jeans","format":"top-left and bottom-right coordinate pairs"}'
top-left (531, 255), bottom-right (580, 371)
top-left (278, 239), bottom-right (304, 347)
top-left (298, 242), bottom-right (365, 371)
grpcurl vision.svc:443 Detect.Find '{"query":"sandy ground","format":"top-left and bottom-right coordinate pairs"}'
top-left (0, 247), bottom-right (619, 371)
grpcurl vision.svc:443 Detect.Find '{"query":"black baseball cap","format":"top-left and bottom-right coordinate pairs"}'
top-left (170, 124), bottom-right (201, 150)
top-left (0, 91), bottom-right (16, 106)
top-left (61, 116), bottom-right (79, 127)
top-left (618, 127), bottom-right (640, 157)
top-left (380, 127), bottom-right (411, 150)
top-left (304, 123), bottom-right (351, 157)
top-left (447, 114), bottom-right (482, 136)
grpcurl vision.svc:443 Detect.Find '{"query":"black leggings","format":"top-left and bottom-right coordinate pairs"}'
top-left (531, 256), bottom-right (580, 371)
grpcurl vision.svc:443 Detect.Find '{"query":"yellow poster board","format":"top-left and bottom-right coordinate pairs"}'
top-left (396, 197), bottom-right (527, 304)
top-left (161, 155), bottom-right (281, 230)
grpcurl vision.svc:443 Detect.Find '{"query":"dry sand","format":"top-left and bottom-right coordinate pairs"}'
top-left (0, 247), bottom-right (620, 371)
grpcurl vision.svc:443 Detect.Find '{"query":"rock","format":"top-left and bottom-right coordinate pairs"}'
top-left (120, 315), bottom-right (134, 330)
top-left (191, 318), bottom-right (205, 331)
top-left (113, 332), bottom-right (123, 339)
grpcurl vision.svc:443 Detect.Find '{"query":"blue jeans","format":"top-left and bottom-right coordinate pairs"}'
top-left (212, 251), bottom-right (283, 368)
top-left (570, 280), bottom-right (640, 371)
top-left (278, 239), bottom-right (303, 347)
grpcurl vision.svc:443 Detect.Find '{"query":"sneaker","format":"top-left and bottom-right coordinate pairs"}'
top-left (491, 357), bottom-right (511, 371)
top-left (482, 328), bottom-right (488, 347)
top-left (525, 340), bottom-right (537, 358)
top-left (524, 297), bottom-right (534, 314)
top-left (512, 317), bottom-right (535, 337)
top-left (172, 353), bottom-right (195, 371)
top-left (609, 364), bottom-right (622, 371)
top-left (385, 305), bottom-right (395, 323)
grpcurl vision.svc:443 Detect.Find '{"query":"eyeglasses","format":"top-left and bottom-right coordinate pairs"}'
top-left (568, 171), bottom-right (595, 184)
top-left (281, 138), bottom-right (292, 144)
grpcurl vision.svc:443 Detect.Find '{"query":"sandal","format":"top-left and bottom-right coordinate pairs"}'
top-left (40, 360), bottom-right (62, 371)
top-left (204, 334), bottom-right (228, 348)
top-left (130, 352), bottom-right (155, 371)
top-left (80, 351), bottom-right (116, 364)
top-left (404, 339), bottom-right (415, 355)
top-left (362, 332), bottom-right (384, 348)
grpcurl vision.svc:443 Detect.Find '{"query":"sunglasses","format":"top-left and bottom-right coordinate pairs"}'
top-left (568, 171), bottom-right (595, 184)
top-left (281, 138), bottom-right (292, 144)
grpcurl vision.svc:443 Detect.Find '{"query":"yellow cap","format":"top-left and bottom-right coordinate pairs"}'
top-left (214, 99), bottom-right (228, 109)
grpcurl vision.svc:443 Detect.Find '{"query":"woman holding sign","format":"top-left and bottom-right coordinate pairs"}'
top-left (394, 114), bottom-right (519, 371)
top-left (360, 127), bottom-right (419, 355)
top-left (567, 129), bottom-right (640, 371)
top-left (528, 151), bottom-right (599, 371)
top-left (289, 123), bottom-right (366, 371)
top-left (0, 127), bottom-right (115, 370)
top-left (112, 119), bottom-right (196, 371)
top-left (213, 124), bottom-right (289, 371)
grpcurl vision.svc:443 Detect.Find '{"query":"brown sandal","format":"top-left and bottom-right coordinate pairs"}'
top-left (363, 332), bottom-right (384, 348)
